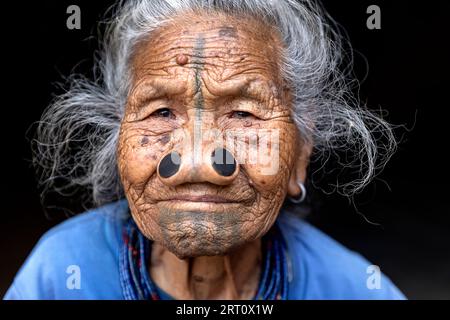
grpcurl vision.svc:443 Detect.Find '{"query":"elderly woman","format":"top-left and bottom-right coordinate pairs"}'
top-left (5, 0), bottom-right (404, 300)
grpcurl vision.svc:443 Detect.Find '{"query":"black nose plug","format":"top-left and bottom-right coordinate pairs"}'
top-left (158, 151), bottom-right (181, 178)
top-left (211, 148), bottom-right (237, 177)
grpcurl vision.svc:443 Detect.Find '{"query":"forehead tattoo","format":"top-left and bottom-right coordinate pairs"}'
top-left (192, 35), bottom-right (206, 163)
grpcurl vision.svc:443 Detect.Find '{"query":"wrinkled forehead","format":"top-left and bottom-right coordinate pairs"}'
top-left (130, 10), bottom-right (285, 89)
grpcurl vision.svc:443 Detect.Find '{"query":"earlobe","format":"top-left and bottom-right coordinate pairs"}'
top-left (287, 141), bottom-right (312, 197)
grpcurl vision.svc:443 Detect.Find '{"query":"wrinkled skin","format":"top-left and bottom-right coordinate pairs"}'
top-left (117, 11), bottom-right (310, 299)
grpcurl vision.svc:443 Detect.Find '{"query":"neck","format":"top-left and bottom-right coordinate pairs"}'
top-left (149, 239), bottom-right (262, 299)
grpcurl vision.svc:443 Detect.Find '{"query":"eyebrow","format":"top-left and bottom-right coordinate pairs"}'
top-left (130, 76), bottom-right (277, 109)
top-left (203, 76), bottom-right (278, 108)
top-left (129, 79), bottom-right (187, 108)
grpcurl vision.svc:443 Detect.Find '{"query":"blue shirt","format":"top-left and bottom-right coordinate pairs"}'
top-left (3, 200), bottom-right (405, 300)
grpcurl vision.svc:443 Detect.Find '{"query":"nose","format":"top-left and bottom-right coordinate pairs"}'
top-left (211, 148), bottom-right (237, 177)
top-left (157, 147), bottom-right (239, 186)
top-left (158, 151), bottom-right (182, 179)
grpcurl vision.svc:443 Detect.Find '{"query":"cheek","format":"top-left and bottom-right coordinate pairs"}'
top-left (117, 128), bottom-right (172, 186)
top-left (235, 124), bottom-right (297, 192)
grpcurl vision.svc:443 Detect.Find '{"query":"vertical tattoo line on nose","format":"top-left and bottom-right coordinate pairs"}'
top-left (193, 35), bottom-right (205, 165)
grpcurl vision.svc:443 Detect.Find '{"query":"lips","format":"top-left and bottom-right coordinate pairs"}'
top-left (166, 194), bottom-right (235, 203)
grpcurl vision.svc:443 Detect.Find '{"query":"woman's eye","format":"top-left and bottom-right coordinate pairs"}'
top-left (153, 108), bottom-right (174, 118)
top-left (231, 111), bottom-right (253, 119)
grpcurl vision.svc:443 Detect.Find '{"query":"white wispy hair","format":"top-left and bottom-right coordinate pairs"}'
top-left (33, 0), bottom-right (397, 207)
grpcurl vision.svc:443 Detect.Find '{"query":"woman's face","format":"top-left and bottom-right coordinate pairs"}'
top-left (117, 11), bottom-right (305, 259)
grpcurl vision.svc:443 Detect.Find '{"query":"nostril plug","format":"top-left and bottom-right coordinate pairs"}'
top-left (211, 148), bottom-right (237, 177)
top-left (158, 151), bottom-right (181, 178)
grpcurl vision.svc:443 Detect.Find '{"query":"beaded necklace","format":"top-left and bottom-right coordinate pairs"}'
top-left (119, 217), bottom-right (289, 300)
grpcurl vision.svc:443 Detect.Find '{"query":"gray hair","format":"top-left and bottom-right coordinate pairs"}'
top-left (33, 0), bottom-right (397, 207)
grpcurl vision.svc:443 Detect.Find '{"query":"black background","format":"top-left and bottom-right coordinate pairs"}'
top-left (0, 0), bottom-right (449, 299)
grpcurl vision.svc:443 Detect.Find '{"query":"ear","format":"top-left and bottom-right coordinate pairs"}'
top-left (287, 141), bottom-right (312, 197)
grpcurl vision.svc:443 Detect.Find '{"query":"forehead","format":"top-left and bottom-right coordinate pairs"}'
top-left (130, 11), bottom-right (284, 87)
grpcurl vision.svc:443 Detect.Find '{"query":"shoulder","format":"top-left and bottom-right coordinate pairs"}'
top-left (4, 200), bottom-right (129, 300)
top-left (277, 211), bottom-right (406, 300)
top-left (36, 200), bottom-right (129, 252)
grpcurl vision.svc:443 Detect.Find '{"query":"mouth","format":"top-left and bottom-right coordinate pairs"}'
top-left (165, 194), bottom-right (236, 203)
